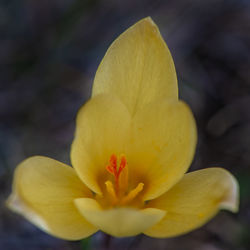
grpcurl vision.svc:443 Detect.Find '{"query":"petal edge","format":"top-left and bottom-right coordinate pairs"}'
top-left (92, 17), bottom-right (178, 116)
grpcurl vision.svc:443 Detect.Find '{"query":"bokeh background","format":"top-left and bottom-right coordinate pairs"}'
top-left (1, 0), bottom-right (250, 249)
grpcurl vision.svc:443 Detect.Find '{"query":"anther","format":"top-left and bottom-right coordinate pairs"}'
top-left (121, 183), bottom-right (144, 204)
top-left (105, 181), bottom-right (118, 204)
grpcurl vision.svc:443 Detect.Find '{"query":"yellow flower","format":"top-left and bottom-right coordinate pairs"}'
top-left (7, 17), bottom-right (239, 240)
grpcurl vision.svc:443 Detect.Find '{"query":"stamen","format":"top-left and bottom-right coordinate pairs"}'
top-left (105, 181), bottom-right (118, 204)
top-left (121, 183), bottom-right (144, 204)
top-left (119, 165), bottom-right (128, 195)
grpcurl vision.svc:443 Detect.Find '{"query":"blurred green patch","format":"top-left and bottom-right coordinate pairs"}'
top-left (237, 224), bottom-right (250, 248)
top-left (81, 236), bottom-right (92, 250)
top-left (236, 172), bottom-right (250, 201)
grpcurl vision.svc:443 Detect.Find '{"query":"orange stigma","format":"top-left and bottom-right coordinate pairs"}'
top-left (106, 154), bottom-right (127, 190)
top-left (105, 154), bottom-right (144, 206)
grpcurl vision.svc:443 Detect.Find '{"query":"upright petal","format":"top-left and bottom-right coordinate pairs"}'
top-left (6, 156), bottom-right (97, 240)
top-left (75, 198), bottom-right (165, 237)
top-left (71, 94), bottom-right (131, 195)
top-left (128, 99), bottom-right (197, 200)
top-left (144, 168), bottom-right (239, 238)
top-left (92, 17), bottom-right (178, 116)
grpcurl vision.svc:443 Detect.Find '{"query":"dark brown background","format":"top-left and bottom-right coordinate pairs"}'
top-left (0, 0), bottom-right (250, 249)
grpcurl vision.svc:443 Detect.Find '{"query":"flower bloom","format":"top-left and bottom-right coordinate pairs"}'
top-left (7, 17), bottom-right (239, 240)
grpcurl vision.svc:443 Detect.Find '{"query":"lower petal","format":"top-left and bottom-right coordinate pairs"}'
top-left (6, 156), bottom-right (98, 240)
top-left (75, 198), bottom-right (165, 237)
top-left (144, 168), bottom-right (239, 238)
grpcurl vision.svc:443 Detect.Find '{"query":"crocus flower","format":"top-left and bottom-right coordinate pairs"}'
top-left (7, 17), bottom-right (239, 240)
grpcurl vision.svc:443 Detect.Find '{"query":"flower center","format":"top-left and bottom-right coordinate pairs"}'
top-left (105, 154), bottom-right (144, 206)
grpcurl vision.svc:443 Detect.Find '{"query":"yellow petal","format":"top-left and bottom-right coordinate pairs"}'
top-left (71, 94), bottom-right (131, 195)
top-left (128, 99), bottom-right (197, 200)
top-left (92, 17), bottom-right (178, 116)
top-left (144, 168), bottom-right (239, 238)
top-left (75, 198), bottom-right (165, 237)
top-left (6, 156), bottom-right (97, 240)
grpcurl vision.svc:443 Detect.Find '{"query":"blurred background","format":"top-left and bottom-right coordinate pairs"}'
top-left (0, 0), bottom-right (250, 249)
